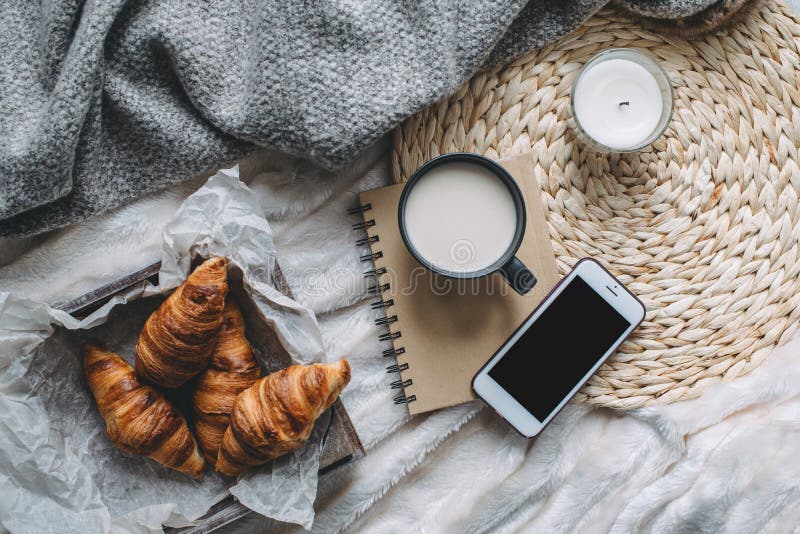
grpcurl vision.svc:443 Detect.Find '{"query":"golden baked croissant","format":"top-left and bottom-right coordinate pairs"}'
top-left (216, 359), bottom-right (351, 476)
top-left (83, 342), bottom-right (206, 478)
top-left (191, 298), bottom-right (261, 463)
top-left (135, 256), bottom-right (228, 388)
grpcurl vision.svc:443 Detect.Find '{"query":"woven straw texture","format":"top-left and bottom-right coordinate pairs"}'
top-left (392, 0), bottom-right (800, 409)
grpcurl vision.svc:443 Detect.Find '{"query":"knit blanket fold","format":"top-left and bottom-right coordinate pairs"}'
top-left (0, 0), bottom-right (726, 237)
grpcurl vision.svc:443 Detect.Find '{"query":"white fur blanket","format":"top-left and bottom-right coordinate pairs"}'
top-left (2, 142), bottom-right (799, 533)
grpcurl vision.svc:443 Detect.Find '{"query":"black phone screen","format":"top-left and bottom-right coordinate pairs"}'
top-left (488, 276), bottom-right (630, 421)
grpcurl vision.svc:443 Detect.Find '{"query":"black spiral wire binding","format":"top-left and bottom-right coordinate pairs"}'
top-left (375, 315), bottom-right (398, 326)
top-left (367, 283), bottom-right (391, 295)
top-left (394, 393), bottom-right (417, 405)
top-left (378, 331), bottom-right (401, 341)
top-left (351, 200), bottom-right (416, 406)
top-left (361, 250), bottom-right (383, 261)
top-left (364, 267), bottom-right (387, 278)
top-left (390, 378), bottom-right (413, 390)
top-left (386, 362), bottom-right (409, 373)
top-left (383, 346), bottom-right (405, 357)
top-left (356, 235), bottom-right (379, 246)
top-left (371, 298), bottom-right (394, 310)
top-left (348, 203), bottom-right (372, 215)
top-left (352, 219), bottom-right (376, 231)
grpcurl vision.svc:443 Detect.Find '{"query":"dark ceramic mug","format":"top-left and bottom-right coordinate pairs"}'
top-left (397, 153), bottom-right (537, 295)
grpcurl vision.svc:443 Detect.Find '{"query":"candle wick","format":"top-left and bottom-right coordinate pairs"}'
top-left (619, 101), bottom-right (630, 107)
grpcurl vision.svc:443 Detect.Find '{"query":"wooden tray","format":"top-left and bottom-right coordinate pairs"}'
top-left (58, 261), bottom-right (364, 533)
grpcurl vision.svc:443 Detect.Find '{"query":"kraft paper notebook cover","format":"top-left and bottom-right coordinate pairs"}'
top-left (354, 154), bottom-right (559, 415)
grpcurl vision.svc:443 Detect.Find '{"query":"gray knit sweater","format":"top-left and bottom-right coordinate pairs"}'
top-left (0, 0), bottom-right (719, 236)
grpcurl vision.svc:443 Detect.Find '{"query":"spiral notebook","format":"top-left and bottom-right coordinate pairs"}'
top-left (351, 154), bottom-right (559, 415)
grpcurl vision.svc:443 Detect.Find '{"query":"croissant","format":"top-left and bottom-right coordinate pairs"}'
top-left (83, 342), bottom-right (205, 477)
top-left (191, 298), bottom-right (261, 463)
top-left (135, 256), bottom-right (228, 388)
top-left (216, 359), bottom-right (351, 476)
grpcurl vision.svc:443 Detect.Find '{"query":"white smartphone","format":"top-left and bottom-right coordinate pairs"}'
top-left (472, 258), bottom-right (645, 438)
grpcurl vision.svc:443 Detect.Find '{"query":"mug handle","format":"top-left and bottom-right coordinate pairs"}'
top-left (498, 256), bottom-right (537, 295)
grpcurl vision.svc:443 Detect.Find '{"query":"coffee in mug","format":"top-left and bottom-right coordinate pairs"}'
top-left (403, 161), bottom-right (517, 273)
top-left (398, 153), bottom-right (537, 295)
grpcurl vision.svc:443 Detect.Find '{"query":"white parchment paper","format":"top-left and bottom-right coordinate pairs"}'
top-left (0, 167), bottom-right (327, 532)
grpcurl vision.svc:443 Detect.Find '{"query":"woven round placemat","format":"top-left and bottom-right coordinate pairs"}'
top-left (392, 0), bottom-right (800, 409)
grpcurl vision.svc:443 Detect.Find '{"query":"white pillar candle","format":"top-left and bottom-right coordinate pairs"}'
top-left (571, 49), bottom-right (672, 152)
